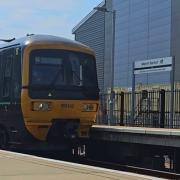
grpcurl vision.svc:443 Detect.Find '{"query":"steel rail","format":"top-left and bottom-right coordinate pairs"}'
top-left (75, 158), bottom-right (180, 180)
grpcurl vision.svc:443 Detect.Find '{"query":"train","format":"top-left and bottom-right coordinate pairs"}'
top-left (0, 34), bottom-right (99, 150)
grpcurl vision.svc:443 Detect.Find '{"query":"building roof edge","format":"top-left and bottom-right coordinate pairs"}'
top-left (72, 0), bottom-right (105, 34)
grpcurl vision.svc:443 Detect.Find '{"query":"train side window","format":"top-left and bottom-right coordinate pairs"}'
top-left (2, 81), bottom-right (10, 98)
top-left (13, 48), bottom-right (21, 99)
top-left (2, 54), bottom-right (13, 98)
top-left (5, 55), bottom-right (12, 77)
top-left (0, 52), bottom-right (3, 99)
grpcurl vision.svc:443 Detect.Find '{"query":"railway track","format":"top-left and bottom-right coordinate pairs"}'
top-left (73, 158), bottom-right (180, 179)
top-left (18, 150), bottom-right (180, 179)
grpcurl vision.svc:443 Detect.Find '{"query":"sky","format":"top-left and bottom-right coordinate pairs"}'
top-left (0, 0), bottom-right (102, 40)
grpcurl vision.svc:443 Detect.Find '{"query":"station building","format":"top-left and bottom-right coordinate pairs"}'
top-left (72, 0), bottom-right (180, 92)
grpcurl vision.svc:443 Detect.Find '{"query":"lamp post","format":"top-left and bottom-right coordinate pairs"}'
top-left (94, 6), bottom-right (116, 125)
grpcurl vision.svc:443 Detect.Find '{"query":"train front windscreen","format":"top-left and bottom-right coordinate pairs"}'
top-left (29, 49), bottom-right (99, 99)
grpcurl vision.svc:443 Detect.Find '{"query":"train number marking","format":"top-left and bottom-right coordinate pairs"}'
top-left (61, 104), bottom-right (74, 109)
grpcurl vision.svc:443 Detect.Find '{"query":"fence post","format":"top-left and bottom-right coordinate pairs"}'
top-left (109, 91), bottom-right (115, 125)
top-left (160, 89), bottom-right (165, 128)
top-left (120, 92), bottom-right (124, 126)
top-left (131, 62), bottom-right (135, 125)
top-left (170, 57), bottom-right (175, 128)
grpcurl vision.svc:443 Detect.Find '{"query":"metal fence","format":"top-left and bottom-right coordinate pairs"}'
top-left (96, 90), bottom-right (180, 128)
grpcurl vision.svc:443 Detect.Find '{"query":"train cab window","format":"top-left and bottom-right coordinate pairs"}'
top-left (31, 56), bottom-right (65, 85)
top-left (29, 49), bottom-right (98, 89)
top-left (81, 56), bottom-right (97, 87)
top-left (69, 53), bottom-right (81, 86)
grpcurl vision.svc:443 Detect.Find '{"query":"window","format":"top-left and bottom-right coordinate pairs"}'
top-left (29, 49), bottom-right (98, 88)
top-left (13, 48), bottom-right (21, 99)
top-left (5, 55), bottom-right (12, 78)
top-left (2, 54), bottom-right (13, 98)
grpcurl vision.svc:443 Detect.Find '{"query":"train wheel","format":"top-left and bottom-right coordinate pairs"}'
top-left (0, 128), bottom-right (8, 149)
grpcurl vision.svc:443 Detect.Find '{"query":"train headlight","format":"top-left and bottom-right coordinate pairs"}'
top-left (82, 103), bottom-right (98, 112)
top-left (32, 102), bottom-right (51, 111)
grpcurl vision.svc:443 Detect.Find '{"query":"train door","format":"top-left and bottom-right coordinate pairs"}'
top-left (0, 47), bottom-right (22, 146)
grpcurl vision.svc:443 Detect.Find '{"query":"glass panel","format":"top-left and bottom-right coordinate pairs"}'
top-left (29, 49), bottom-right (98, 89)
top-left (5, 55), bottom-right (12, 77)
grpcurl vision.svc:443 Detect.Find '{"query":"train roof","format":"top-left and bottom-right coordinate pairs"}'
top-left (0, 34), bottom-right (91, 51)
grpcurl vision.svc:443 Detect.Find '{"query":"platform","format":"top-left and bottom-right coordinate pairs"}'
top-left (0, 150), bottom-right (159, 180)
top-left (91, 125), bottom-right (180, 147)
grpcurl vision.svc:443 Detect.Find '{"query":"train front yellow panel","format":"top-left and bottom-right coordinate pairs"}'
top-left (21, 42), bottom-right (99, 141)
top-left (22, 89), bottom-right (98, 140)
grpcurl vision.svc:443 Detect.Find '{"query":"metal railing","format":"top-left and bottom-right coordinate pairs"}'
top-left (96, 90), bottom-right (180, 128)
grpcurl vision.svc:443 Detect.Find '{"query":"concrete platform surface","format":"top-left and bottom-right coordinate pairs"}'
top-left (0, 150), bottom-right (163, 180)
top-left (92, 125), bottom-right (180, 136)
top-left (91, 125), bottom-right (180, 147)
